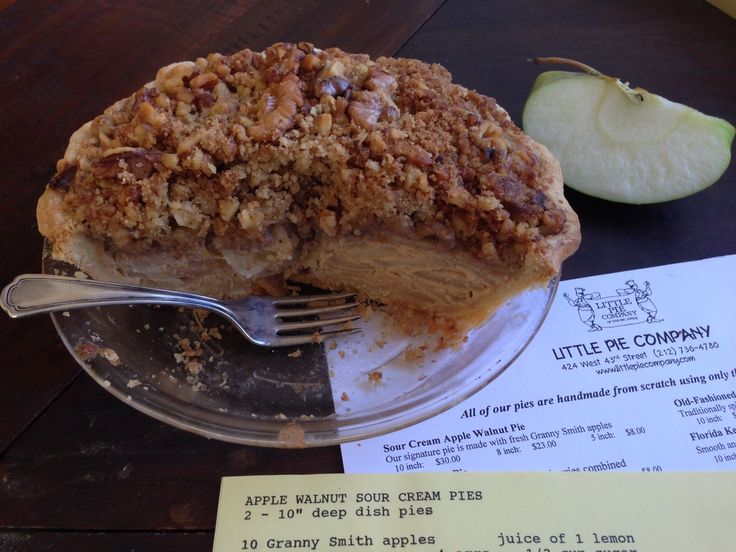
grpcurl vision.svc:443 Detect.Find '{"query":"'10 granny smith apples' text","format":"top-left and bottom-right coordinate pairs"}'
top-left (522, 57), bottom-right (735, 204)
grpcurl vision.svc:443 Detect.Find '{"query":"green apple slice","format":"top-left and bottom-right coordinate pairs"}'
top-left (522, 58), bottom-right (735, 204)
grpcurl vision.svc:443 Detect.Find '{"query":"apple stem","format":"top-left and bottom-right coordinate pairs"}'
top-left (531, 57), bottom-right (645, 104)
top-left (530, 57), bottom-right (601, 76)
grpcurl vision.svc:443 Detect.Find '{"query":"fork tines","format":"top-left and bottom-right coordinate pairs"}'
top-left (271, 292), bottom-right (356, 306)
top-left (273, 292), bottom-right (360, 338)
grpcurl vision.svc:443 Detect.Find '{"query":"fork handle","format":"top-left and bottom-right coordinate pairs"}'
top-left (1, 274), bottom-right (224, 318)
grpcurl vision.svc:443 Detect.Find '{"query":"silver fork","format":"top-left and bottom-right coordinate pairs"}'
top-left (1, 274), bottom-right (360, 347)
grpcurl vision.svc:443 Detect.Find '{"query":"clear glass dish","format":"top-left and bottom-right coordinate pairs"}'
top-left (44, 244), bottom-right (558, 447)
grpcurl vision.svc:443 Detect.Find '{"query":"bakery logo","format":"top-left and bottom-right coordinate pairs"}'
top-left (563, 280), bottom-right (662, 331)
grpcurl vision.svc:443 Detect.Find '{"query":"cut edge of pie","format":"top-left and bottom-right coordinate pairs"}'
top-left (37, 43), bottom-right (581, 335)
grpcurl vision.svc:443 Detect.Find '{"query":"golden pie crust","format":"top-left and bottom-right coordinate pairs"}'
top-left (37, 42), bottom-right (580, 327)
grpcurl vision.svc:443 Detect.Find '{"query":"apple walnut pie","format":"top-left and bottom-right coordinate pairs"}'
top-left (37, 42), bottom-right (580, 326)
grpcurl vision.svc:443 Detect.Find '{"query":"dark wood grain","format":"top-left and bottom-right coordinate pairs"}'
top-left (1, 532), bottom-right (214, 552)
top-left (0, 377), bottom-right (342, 530)
top-left (0, 318), bottom-right (80, 454)
top-left (1, 0), bottom-right (735, 549)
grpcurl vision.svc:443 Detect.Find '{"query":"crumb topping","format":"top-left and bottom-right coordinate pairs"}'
top-left (49, 42), bottom-right (567, 264)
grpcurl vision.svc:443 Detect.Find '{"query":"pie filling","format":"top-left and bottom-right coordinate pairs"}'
top-left (37, 42), bottom-right (581, 328)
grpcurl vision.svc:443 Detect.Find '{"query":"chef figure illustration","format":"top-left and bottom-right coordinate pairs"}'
top-left (621, 279), bottom-right (661, 323)
top-left (563, 287), bottom-right (602, 331)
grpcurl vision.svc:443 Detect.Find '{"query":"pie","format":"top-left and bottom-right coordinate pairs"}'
top-left (37, 42), bottom-right (580, 330)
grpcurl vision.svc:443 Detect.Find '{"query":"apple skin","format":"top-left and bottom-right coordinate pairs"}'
top-left (522, 69), bottom-right (735, 205)
top-left (528, 70), bottom-right (578, 93)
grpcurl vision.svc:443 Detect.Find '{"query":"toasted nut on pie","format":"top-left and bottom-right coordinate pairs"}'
top-left (315, 113), bottom-right (332, 136)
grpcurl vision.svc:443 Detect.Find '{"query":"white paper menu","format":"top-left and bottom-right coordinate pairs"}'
top-left (341, 255), bottom-right (736, 473)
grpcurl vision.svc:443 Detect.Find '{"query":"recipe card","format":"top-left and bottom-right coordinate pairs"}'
top-left (213, 471), bottom-right (736, 552)
top-left (341, 255), bottom-right (736, 473)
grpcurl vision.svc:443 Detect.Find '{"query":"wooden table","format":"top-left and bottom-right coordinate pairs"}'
top-left (1, 1), bottom-right (734, 549)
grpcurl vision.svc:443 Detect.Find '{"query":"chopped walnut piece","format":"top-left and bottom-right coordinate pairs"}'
top-left (92, 148), bottom-right (163, 179)
top-left (347, 66), bottom-right (400, 129)
top-left (301, 53), bottom-right (323, 72)
top-left (321, 60), bottom-right (346, 78)
top-left (218, 196), bottom-right (240, 221)
top-left (390, 142), bottom-right (433, 167)
top-left (368, 370), bottom-right (383, 383)
top-left (48, 164), bottom-right (78, 192)
top-left (348, 91), bottom-right (386, 130)
top-left (540, 208), bottom-right (566, 235)
top-left (189, 72), bottom-right (219, 90)
top-left (248, 74), bottom-right (304, 141)
top-left (315, 113), bottom-right (333, 136)
top-left (158, 62), bottom-right (195, 94)
top-left (136, 101), bottom-right (167, 128)
top-left (364, 66), bottom-right (397, 94)
top-left (314, 76), bottom-right (351, 98)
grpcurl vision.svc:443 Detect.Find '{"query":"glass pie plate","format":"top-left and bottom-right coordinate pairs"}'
top-left (43, 243), bottom-right (558, 448)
